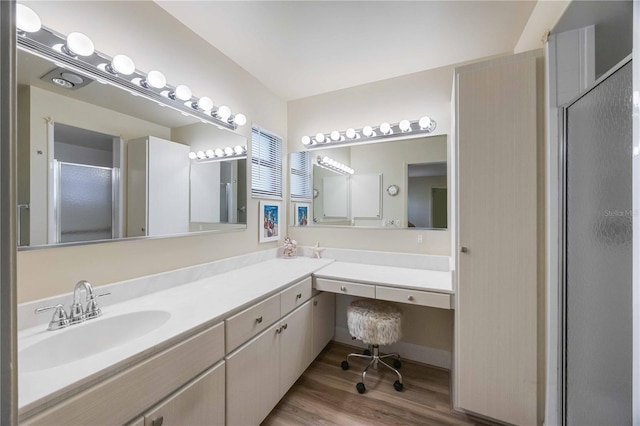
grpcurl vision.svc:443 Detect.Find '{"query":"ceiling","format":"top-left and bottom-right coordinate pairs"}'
top-left (156, 1), bottom-right (537, 101)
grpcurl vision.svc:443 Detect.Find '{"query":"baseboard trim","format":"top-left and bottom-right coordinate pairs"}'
top-left (334, 326), bottom-right (452, 370)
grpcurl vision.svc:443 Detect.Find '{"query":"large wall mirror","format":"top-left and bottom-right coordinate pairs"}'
top-left (290, 135), bottom-right (448, 229)
top-left (17, 49), bottom-right (247, 248)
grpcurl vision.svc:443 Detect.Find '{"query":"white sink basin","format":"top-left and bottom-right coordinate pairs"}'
top-left (20, 310), bottom-right (171, 373)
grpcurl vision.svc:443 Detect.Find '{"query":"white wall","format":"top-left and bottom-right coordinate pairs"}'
top-left (288, 65), bottom-right (454, 255)
top-left (17, 1), bottom-right (287, 303)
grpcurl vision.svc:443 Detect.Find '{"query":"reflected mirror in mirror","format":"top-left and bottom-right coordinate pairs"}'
top-left (407, 162), bottom-right (447, 229)
top-left (290, 135), bottom-right (448, 229)
top-left (17, 49), bottom-right (247, 248)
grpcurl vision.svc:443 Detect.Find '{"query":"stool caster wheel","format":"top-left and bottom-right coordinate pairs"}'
top-left (393, 380), bottom-right (403, 392)
top-left (363, 348), bottom-right (371, 356)
top-left (341, 361), bottom-right (349, 370)
top-left (393, 359), bottom-right (402, 369)
top-left (356, 382), bottom-right (366, 394)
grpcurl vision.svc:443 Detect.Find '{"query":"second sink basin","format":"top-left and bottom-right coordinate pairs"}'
top-left (20, 310), bottom-right (171, 373)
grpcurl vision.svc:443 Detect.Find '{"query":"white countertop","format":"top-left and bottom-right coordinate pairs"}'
top-left (313, 261), bottom-right (453, 294)
top-left (18, 257), bottom-right (333, 416)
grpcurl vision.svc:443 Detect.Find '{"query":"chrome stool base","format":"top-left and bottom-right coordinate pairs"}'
top-left (341, 344), bottom-right (403, 393)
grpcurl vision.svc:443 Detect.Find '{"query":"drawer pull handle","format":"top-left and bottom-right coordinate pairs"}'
top-left (407, 295), bottom-right (414, 301)
top-left (282, 323), bottom-right (288, 330)
top-left (296, 293), bottom-right (302, 300)
top-left (340, 286), bottom-right (347, 292)
top-left (276, 327), bottom-right (282, 334)
top-left (152, 416), bottom-right (164, 426)
top-left (256, 316), bottom-right (263, 324)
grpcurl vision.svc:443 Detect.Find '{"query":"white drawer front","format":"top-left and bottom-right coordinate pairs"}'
top-left (376, 286), bottom-right (452, 310)
top-left (280, 277), bottom-right (312, 316)
top-left (23, 323), bottom-right (224, 425)
top-left (314, 278), bottom-right (375, 298)
top-left (225, 293), bottom-right (280, 353)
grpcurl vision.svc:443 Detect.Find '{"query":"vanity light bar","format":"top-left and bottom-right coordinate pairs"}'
top-left (189, 145), bottom-right (248, 163)
top-left (301, 116), bottom-right (437, 149)
top-left (316, 156), bottom-right (354, 175)
top-left (15, 7), bottom-right (246, 131)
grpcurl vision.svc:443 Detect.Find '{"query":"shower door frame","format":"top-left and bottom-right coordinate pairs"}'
top-left (558, 53), bottom-right (632, 426)
top-left (52, 160), bottom-right (118, 244)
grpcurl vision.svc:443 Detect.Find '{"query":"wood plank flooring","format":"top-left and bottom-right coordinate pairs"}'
top-left (262, 342), bottom-right (489, 426)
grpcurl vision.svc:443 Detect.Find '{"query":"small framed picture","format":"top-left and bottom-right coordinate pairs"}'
top-left (259, 200), bottom-right (281, 243)
top-left (294, 203), bottom-right (310, 226)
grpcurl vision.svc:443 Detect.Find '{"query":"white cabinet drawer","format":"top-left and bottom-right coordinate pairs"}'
top-left (144, 360), bottom-right (225, 426)
top-left (314, 278), bottom-right (375, 298)
top-left (376, 286), bottom-right (452, 310)
top-left (23, 323), bottom-right (225, 425)
top-left (226, 293), bottom-right (280, 353)
top-left (280, 277), bottom-right (312, 316)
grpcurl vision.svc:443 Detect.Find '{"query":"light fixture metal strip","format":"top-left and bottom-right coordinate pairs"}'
top-left (302, 117), bottom-right (436, 150)
top-left (17, 26), bottom-right (238, 130)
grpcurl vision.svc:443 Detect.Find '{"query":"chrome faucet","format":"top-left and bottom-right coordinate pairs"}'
top-left (36, 280), bottom-right (110, 330)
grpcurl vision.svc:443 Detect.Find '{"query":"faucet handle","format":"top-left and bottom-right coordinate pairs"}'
top-left (35, 304), bottom-right (69, 331)
top-left (85, 292), bottom-right (110, 320)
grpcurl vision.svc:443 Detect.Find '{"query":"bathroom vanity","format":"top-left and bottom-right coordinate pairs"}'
top-left (18, 250), bottom-right (453, 425)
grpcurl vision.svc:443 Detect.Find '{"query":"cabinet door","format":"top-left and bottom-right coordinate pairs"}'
top-left (312, 292), bottom-right (335, 357)
top-left (456, 53), bottom-right (538, 425)
top-left (226, 322), bottom-right (280, 426)
top-left (147, 137), bottom-right (190, 236)
top-left (144, 360), bottom-right (225, 426)
top-left (279, 301), bottom-right (313, 397)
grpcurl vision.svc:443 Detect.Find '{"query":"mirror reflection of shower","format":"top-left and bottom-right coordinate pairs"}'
top-left (51, 123), bottom-right (123, 244)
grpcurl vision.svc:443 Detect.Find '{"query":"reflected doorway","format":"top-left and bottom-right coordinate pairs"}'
top-left (50, 123), bottom-right (123, 244)
top-left (407, 162), bottom-right (447, 229)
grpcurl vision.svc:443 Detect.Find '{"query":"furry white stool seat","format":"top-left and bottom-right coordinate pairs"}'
top-left (342, 299), bottom-right (404, 394)
top-left (347, 299), bottom-right (402, 345)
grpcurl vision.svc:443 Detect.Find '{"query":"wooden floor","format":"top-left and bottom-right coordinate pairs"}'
top-left (262, 342), bottom-right (488, 426)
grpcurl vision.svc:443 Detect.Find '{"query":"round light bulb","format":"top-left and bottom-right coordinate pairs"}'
top-left (217, 105), bottom-right (231, 120)
top-left (196, 151), bottom-right (205, 159)
top-left (205, 149), bottom-right (215, 158)
top-left (322, 156), bottom-right (330, 163)
top-left (362, 126), bottom-right (373, 137)
top-left (16, 4), bottom-right (41, 33)
top-left (315, 133), bottom-right (325, 143)
top-left (146, 70), bottom-right (166, 89)
top-left (197, 96), bottom-right (214, 111)
top-left (174, 85), bottom-right (192, 101)
top-left (301, 135), bottom-right (311, 145)
top-left (188, 152), bottom-right (197, 160)
top-left (111, 54), bottom-right (135, 75)
top-left (66, 32), bottom-right (95, 56)
top-left (233, 113), bottom-right (247, 126)
top-left (215, 148), bottom-right (224, 157)
top-left (419, 116), bottom-right (432, 129)
top-left (380, 122), bottom-right (391, 134)
top-left (346, 128), bottom-right (356, 139)
top-left (224, 147), bottom-right (234, 155)
top-left (234, 145), bottom-right (244, 155)
top-left (330, 131), bottom-right (340, 141)
top-left (399, 119), bottom-right (411, 132)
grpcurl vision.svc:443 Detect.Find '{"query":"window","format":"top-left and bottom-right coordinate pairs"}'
top-left (289, 151), bottom-right (312, 200)
top-left (251, 126), bottom-right (283, 198)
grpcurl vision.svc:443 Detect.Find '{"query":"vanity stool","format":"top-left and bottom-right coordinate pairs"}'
top-left (341, 298), bottom-right (403, 394)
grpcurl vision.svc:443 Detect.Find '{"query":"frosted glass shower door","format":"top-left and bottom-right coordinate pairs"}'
top-left (57, 162), bottom-right (114, 243)
top-left (565, 60), bottom-right (632, 425)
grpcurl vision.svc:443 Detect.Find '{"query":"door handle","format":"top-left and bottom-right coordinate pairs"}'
top-left (460, 246), bottom-right (469, 253)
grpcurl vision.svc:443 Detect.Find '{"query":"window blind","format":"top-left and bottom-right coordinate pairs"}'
top-left (251, 126), bottom-right (283, 198)
top-left (290, 151), bottom-right (312, 200)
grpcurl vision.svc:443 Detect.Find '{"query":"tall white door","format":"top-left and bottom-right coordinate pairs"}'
top-left (456, 52), bottom-right (538, 425)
